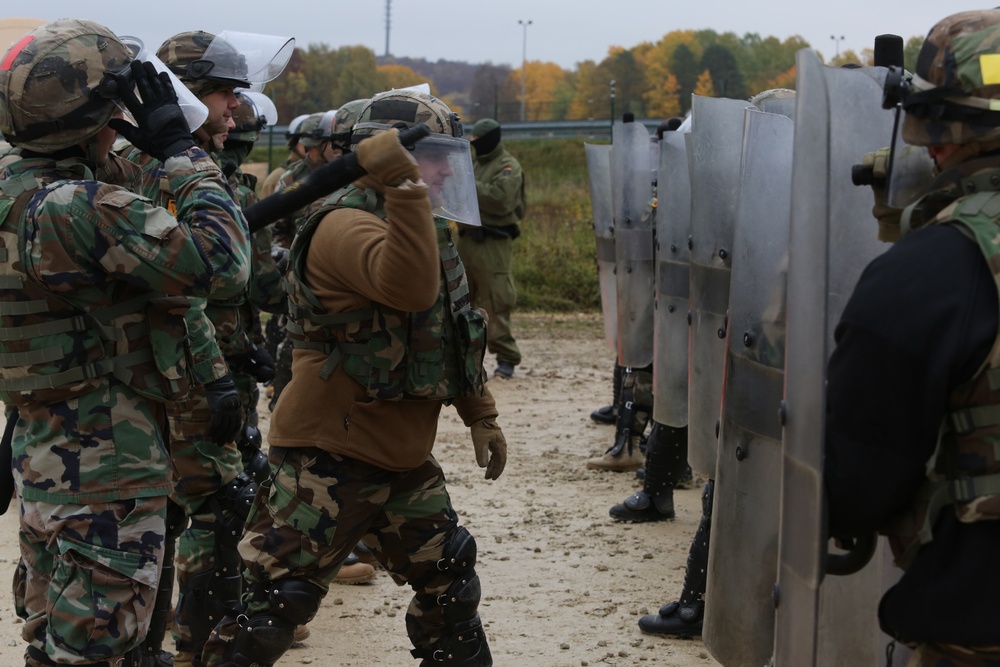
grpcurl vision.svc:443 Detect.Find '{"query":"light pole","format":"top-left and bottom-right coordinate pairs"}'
top-left (830, 34), bottom-right (845, 59)
top-left (518, 19), bottom-right (532, 122)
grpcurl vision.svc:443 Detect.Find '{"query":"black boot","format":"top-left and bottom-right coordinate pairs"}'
top-left (590, 362), bottom-right (623, 424)
top-left (586, 370), bottom-right (645, 471)
top-left (638, 479), bottom-right (714, 638)
top-left (610, 423), bottom-right (688, 522)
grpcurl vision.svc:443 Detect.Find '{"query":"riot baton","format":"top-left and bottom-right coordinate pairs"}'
top-left (0, 407), bottom-right (18, 515)
top-left (243, 125), bottom-right (431, 235)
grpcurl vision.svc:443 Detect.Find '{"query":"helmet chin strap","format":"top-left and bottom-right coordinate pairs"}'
top-left (938, 138), bottom-right (1000, 171)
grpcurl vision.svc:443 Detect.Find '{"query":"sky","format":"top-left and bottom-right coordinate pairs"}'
top-left (4, 1), bottom-right (992, 72)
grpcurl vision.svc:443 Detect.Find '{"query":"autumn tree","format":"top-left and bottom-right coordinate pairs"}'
top-left (565, 60), bottom-right (613, 120)
top-left (671, 43), bottom-right (700, 113)
top-left (701, 43), bottom-right (746, 99)
top-left (693, 69), bottom-right (715, 97)
top-left (377, 63), bottom-right (427, 91)
top-left (602, 47), bottom-right (646, 117)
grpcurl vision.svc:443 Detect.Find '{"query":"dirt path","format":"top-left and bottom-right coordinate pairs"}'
top-left (0, 312), bottom-right (719, 666)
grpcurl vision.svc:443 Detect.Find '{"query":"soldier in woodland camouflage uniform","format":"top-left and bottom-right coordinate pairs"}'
top-left (825, 10), bottom-right (1000, 666)
top-left (0, 18), bottom-right (249, 666)
top-left (119, 31), bottom-right (290, 667)
top-left (201, 89), bottom-right (507, 667)
top-left (266, 100), bottom-right (369, 414)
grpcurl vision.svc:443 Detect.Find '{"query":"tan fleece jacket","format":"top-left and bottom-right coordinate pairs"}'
top-left (268, 177), bottom-right (499, 470)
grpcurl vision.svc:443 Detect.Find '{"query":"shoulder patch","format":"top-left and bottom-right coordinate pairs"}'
top-left (501, 166), bottom-right (513, 175)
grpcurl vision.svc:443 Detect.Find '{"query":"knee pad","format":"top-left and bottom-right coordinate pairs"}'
top-left (262, 578), bottom-right (325, 626)
top-left (224, 616), bottom-right (297, 667)
top-left (438, 526), bottom-right (477, 576)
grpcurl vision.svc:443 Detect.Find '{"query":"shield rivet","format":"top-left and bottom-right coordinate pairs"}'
top-left (670, 244), bottom-right (677, 253)
top-left (718, 248), bottom-right (728, 260)
top-left (743, 331), bottom-right (754, 347)
top-left (687, 235), bottom-right (693, 250)
top-left (717, 327), bottom-right (726, 339)
top-left (735, 444), bottom-right (747, 461)
top-left (667, 305), bottom-right (675, 313)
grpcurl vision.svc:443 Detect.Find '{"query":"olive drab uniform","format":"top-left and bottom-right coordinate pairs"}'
top-left (457, 123), bottom-right (525, 374)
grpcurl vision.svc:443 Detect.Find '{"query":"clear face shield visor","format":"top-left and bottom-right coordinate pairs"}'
top-left (202, 31), bottom-right (294, 87)
top-left (237, 90), bottom-right (278, 128)
top-left (355, 123), bottom-right (481, 227)
top-left (117, 36), bottom-right (208, 132)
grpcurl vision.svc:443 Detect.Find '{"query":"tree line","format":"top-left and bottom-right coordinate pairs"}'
top-left (263, 28), bottom-right (923, 125)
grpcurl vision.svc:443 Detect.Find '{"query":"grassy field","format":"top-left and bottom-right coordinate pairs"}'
top-left (248, 138), bottom-right (604, 312)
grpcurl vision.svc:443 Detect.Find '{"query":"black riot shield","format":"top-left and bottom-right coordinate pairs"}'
top-left (774, 49), bottom-right (911, 667)
top-left (652, 130), bottom-right (691, 428)
top-left (612, 120), bottom-right (655, 368)
top-left (585, 143), bottom-right (617, 352)
top-left (686, 95), bottom-right (751, 477)
top-left (702, 105), bottom-right (795, 667)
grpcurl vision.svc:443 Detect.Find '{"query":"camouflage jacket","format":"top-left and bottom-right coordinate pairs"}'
top-left (0, 149), bottom-right (249, 503)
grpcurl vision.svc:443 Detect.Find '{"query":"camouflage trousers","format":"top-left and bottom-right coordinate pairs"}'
top-left (166, 390), bottom-right (244, 656)
top-left (457, 235), bottom-right (521, 366)
top-left (905, 643), bottom-right (1000, 667)
top-left (15, 496), bottom-right (166, 666)
top-left (201, 446), bottom-right (466, 665)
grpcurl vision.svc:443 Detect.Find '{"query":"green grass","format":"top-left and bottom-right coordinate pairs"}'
top-left (505, 139), bottom-right (602, 312)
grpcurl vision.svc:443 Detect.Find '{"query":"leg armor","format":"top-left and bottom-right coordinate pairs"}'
top-left (410, 527), bottom-right (492, 666)
top-left (178, 473), bottom-right (259, 653)
top-left (221, 579), bottom-right (325, 667)
top-left (607, 367), bottom-right (650, 459)
top-left (637, 479), bottom-right (714, 638)
top-left (140, 500), bottom-right (186, 666)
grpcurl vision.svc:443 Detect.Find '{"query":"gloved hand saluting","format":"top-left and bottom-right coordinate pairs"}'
top-left (108, 60), bottom-right (196, 162)
top-left (204, 374), bottom-right (243, 445)
top-left (470, 418), bottom-right (507, 480)
top-left (354, 127), bottom-right (421, 188)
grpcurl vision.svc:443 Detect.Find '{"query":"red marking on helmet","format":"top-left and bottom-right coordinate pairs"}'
top-left (1, 35), bottom-right (35, 71)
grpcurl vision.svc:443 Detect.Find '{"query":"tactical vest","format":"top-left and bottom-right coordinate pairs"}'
top-left (284, 185), bottom-right (488, 401)
top-left (886, 185), bottom-right (1000, 568)
top-left (0, 168), bottom-right (197, 405)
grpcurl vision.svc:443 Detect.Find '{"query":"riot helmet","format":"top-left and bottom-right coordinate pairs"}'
top-left (157, 30), bottom-right (293, 99)
top-left (353, 89), bottom-right (480, 225)
top-left (330, 98), bottom-right (368, 152)
top-left (890, 9), bottom-right (1000, 146)
top-left (0, 18), bottom-right (132, 151)
top-left (298, 109), bottom-right (336, 148)
top-left (228, 90), bottom-right (277, 143)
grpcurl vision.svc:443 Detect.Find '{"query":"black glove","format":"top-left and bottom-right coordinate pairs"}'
top-left (204, 374), bottom-right (243, 445)
top-left (246, 343), bottom-right (276, 383)
top-left (107, 60), bottom-right (196, 161)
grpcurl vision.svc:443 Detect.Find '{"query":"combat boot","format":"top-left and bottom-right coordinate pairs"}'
top-left (638, 600), bottom-right (704, 638)
top-left (332, 550), bottom-right (376, 585)
top-left (590, 404), bottom-right (617, 424)
top-left (610, 423), bottom-right (686, 520)
top-left (586, 388), bottom-right (647, 472)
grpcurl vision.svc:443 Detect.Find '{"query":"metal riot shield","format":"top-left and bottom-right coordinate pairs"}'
top-left (686, 95), bottom-right (750, 477)
top-left (652, 130), bottom-right (691, 428)
top-left (702, 105), bottom-right (795, 667)
top-left (612, 120), bottom-right (655, 368)
top-left (774, 49), bottom-right (911, 667)
top-left (585, 143), bottom-right (616, 352)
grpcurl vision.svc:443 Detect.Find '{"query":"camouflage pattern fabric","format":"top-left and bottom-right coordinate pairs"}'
top-left (200, 446), bottom-right (462, 665)
top-left (906, 642), bottom-right (1000, 667)
top-left (15, 496), bottom-right (167, 665)
top-left (287, 195), bottom-right (487, 401)
top-left (156, 31), bottom-right (248, 99)
top-left (903, 9), bottom-right (1000, 146)
top-left (0, 150), bottom-right (248, 504)
top-left (885, 174), bottom-right (1000, 567)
